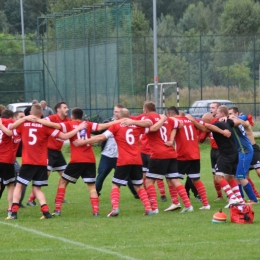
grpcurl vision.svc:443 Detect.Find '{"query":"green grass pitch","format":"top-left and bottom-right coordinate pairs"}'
top-left (1, 142), bottom-right (260, 260)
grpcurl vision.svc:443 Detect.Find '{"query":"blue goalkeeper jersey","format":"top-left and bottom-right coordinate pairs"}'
top-left (232, 124), bottom-right (253, 154)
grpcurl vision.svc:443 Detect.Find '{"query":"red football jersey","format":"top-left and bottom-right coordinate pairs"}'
top-left (140, 134), bottom-right (152, 155)
top-left (46, 114), bottom-right (71, 151)
top-left (143, 113), bottom-right (179, 159)
top-left (13, 134), bottom-right (22, 159)
top-left (0, 118), bottom-right (14, 163)
top-left (130, 114), bottom-right (151, 155)
top-left (105, 123), bottom-right (148, 166)
top-left (13, 121), bottom-right (60, 165)
top-left (209, 118), bottom-right (219, 149)
top-left (60, 121), bottom-right (98, 163)
top-left (174, 116), bottom-right (200, 160)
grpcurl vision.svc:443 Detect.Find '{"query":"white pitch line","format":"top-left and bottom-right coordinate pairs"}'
top-left (0, 221), bottom-right (139, 260)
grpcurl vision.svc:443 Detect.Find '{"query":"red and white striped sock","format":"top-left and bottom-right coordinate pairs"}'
top-left (138, 188), bottom-right (151, 212)
top-left (176, 185), bottom-right (191, 208)
top-left (90, 197), bottom-right (99, 214)
top-left (146, 184), bottom-right (158, 210)
top-left (214, 180), bottom-right (223, 198)
top-left (247, 177), bottom-right (260, 198)
top-left (168, 185), bottom-right (179, 205)
top-left (28, 191), bottom-right (36, 202)
top-left (156, 179), bottom-right (166, 196)
top-left (229, 179), bottom-right (243, 202)
top-left (55, 188), bottom-right (66, 211)
top-left (110, 187), bottom-right (120, 210)
top-left (194, 180), bottom-right (209, 206)
top-left (219, 179), bottom-right (237, 200)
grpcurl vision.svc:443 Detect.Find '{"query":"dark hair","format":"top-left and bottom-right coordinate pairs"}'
top-left (13, 111), bottom-right (24, 118)
top-left (167, 106), bottom-right (179, 115)
top-left (115, 103), bottom-right (124, 109)
top-left (54, 101), bottom-right (67, 112)
top-left (229, 106), bottom-right (239, 114)
top-left (1, 109), bottom-right (14, 118)
top-left (72, 107), bottom-right (83, 119)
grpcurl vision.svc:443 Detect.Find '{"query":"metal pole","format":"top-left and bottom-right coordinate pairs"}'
top-left (254, 35), bottom-right (256, 119)
top-left (20, 0), bottom-right (27, 100)
top-left (199, 35), bottom-right (202, 100)
top-left (20, 0), bottom-right (26, 55)
top-left (153, 0), bottom-right (158, 108)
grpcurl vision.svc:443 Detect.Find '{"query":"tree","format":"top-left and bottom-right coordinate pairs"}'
top-left (48, 0), bottom-right (98, 13)
top-left (3, 0), bottom-right (47, 34)
top-left (220, 0), bottom-right (260, 35)
top-left (177, 2), bottom-right (211, 35)
top-left (216, 62), bottom-right (253, 90)
top-left (0, 11), bottom-right (10, 33)
top-left (131, 3), bottom-right (149, 36)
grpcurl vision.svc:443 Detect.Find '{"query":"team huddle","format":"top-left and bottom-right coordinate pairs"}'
top-left (0, 100), bottom-right (259, 219)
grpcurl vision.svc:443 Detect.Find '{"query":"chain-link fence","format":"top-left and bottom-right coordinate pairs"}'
top-left (1, 4), bottom-right (260, 119)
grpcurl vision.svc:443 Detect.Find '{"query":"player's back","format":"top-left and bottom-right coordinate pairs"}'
top-left (232, 124), bottom-right (253, 154)
top-left (13, 121), bottom-right (59, 166)
top-left (0, 118), bottom-right (14, 163)
top-left (212, 120), bottom-right (237, 155)
top-left (109, 123), bottom-right (146, 166)
top-left (175, 116), bottom-right (200, 160)
top-left (46, 114), bottom-right (71, 151)
top-left (61, 120), bottom-right (98, 163)
top-left (144, 113), bottom-right (178, 159)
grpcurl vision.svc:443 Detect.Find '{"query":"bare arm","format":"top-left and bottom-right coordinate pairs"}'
top-left (149, 114), bottom-right (167, 132)
top-left (10, 115), bottom-right (34, 130)
top-left (58, 121), bottom-right (86, 140)
top-left (0, 119), bottom-right (12, 136)
top-left (204, 123), bottom-right (231, 137)
top-left (35, 118), bottom-right (61, 129)
top-left (120, 118), bottom-right (152, 128)
top-left (73, 133), bottom-right (107, 146)
top-left (229, 115), bottom-right (250, 127)
top-left (165, 128), bottom-right (177, 146)
top-left (96, 119), bottom-right (122, 131)
top-left (185, 114), bottom-right (208, 132)
top-left (169, 117), bottom-right (184, 129)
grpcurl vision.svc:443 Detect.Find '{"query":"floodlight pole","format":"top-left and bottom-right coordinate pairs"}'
top-left (20, 0), bottom-right (26, 55)
top-left (153, 0), bottom-right (158, 108)
top-left (20, 0), bottom-right (27, 101)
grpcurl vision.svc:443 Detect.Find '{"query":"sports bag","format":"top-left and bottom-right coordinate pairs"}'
top-left (230, 204), bottom-right (254, 224)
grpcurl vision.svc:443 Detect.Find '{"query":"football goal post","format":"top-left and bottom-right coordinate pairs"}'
top-left (146, 82), bottom-right (179, 113)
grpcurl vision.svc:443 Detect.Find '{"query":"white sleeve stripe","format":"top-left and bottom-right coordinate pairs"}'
top-left (144, 128), bottom-right (150, 134)
top-left (60, 123), bottom-right (67, 133)
top-left (45, 117), bottom-right (50, 121)
top-left (51, 129), bottom-right (60, 137)
top-left (144, 119), bottom-right (153, 125)
top-left (13, 129), bottom-right (18, 136)
top-left (92, 122), bottom-right (98, 131)
top-left (173, 120), bottom-right (179, 129)
top-left (104, 130), bottom-right (113, 138)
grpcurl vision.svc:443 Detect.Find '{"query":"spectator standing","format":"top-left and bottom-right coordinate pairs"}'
top-left (40, 100), bottom-right (53, 118)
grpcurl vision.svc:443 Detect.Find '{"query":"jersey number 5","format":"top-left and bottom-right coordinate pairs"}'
top-left (29, 128), bottom-right (37, 145)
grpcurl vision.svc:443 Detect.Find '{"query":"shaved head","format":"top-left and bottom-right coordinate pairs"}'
top-left (119, 108), bottom-right (130, 118)
top-left (202, 112), bottom-right (213, 123)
